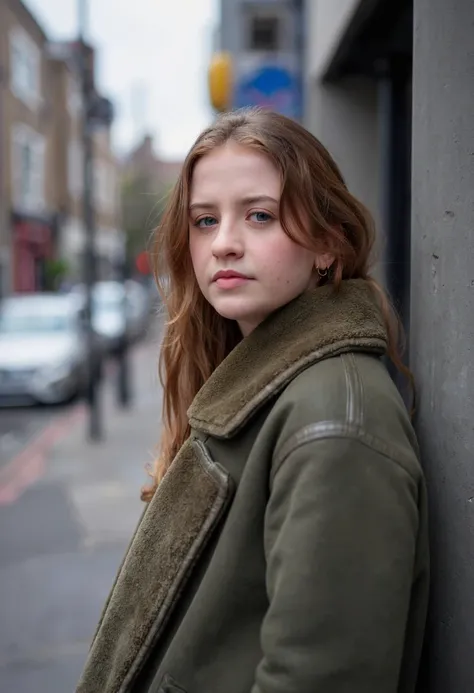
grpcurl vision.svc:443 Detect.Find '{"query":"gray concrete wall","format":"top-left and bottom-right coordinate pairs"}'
top-left (304, 75), bottom-right (383, 273)
top-left (410, 0), bottom-right (474, 689)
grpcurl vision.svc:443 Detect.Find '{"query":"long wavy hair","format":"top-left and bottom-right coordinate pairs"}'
top-left (141, 107), bottom-right (411, 502)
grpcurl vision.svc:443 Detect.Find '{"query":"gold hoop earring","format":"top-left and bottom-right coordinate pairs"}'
top-left (317, 266), bottom-right (328, 278)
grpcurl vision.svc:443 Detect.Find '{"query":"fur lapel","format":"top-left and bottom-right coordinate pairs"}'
top-left (76, 438), bottom-right (234, 693)
top-left (188, 279), bottom-right (387, 438)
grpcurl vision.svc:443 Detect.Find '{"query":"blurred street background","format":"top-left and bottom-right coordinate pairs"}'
top-left (0, 0), bottom-right (473, 691)
top-left (0, 327), bottom-right (161, 690)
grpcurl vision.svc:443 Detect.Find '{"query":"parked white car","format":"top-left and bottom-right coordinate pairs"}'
top-left (91, 281), bottom-right (134, 354)
top-left (0, 293), bottom-right (89, 405)
top-left (125, 279), bottom-right (151, 342)
top-left (70, 281), bottom-right (146, 353)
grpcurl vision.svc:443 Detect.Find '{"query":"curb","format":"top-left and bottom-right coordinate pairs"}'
top-left (0, 404), bottom-right (86, 506)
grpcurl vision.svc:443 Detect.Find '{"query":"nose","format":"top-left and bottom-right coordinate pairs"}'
top-left (211, 217), bottom-right (244, 259)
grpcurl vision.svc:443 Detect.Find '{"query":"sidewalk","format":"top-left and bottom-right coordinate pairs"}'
top-left (44, 334), bottom-right (163, 548)
top-left (0, 324), bottom-right (164, 693)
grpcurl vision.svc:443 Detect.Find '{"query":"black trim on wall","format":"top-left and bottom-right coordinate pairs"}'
top-left (377, 57), bottom-right (412, 333)
top-left (324, 0), bottom-right (413, 81)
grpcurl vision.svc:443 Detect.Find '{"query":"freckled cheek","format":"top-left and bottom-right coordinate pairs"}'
top-left (190, 237), bottom-right (211, 272)
top-left (256, 238), bottom-right (303, 285)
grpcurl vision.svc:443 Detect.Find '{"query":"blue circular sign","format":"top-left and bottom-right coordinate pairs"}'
top-left (235, 65), bottom-right (300, 118)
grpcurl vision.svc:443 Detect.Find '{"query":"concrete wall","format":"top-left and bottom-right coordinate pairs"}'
top-left (410, 0), bottom-right (474, 690)
top-left (303, 1), bottom-right (382, 272)
top-left (304, 75), bottom-right (380, 229)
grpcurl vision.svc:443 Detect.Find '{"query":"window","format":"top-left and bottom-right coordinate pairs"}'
top-left (68, 140), bottom-right (84, 197)
top-left (0, 249), bottom-right (11, 297)
top-left (94, 161), bottom-right (117, 215)
top-left (107, 166), bottom-right (117, 214)
top-left (10, 27), bottom-right (41, 108)
top-left (11, 124), bottom-right (45, 213)
top-left (249, 16), bottom-right (280, 51)
top-left (67, 75), bottom-right (82, 117)
top-left (94, 161), bottom-right (106, 212)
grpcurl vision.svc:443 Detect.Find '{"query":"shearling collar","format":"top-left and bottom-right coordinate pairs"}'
top-left (188, 279), bottom-right (387, 438)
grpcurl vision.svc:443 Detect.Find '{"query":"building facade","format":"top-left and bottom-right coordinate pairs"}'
top-left (0, 0), bottom-right (123, 295)
top-left (47, 52), bottom-right (84, 281)
top-left (0, 0), bottom-right (56, 295)
top-left (121, 134), bottom-right (182, 273)
top-left (123, 134), bottom-right (182, 190)
top-left (47, 39), bottom-right (124, 283)
top-left (214, 0), bottom-right (304, 120)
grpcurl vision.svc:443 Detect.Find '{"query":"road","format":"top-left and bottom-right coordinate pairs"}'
top-left (0, 403), bottom-right (77, 470)
top-left (0, 335), bottom-right (161, 692)
top-left (0, 355), bottom-right (128, 474)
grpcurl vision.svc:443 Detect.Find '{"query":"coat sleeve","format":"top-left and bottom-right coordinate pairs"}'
top-left (251, 435), bottom-right (420, 693)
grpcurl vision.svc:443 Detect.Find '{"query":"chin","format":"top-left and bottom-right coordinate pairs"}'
top-left (210, 296), bottom-right (263, 323)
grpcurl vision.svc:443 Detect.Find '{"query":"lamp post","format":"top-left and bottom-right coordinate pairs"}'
top-left (116, 243), bottom-right (132, 409)
top-left (78, 0), bottom-right (103, 441)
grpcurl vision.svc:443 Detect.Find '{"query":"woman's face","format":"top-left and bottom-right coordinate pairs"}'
top-left (189, 142), bottom-right (329, 336)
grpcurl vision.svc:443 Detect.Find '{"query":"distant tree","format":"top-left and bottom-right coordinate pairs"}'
top-left (44, 258), bottom-right (70, 291)
top-left (120, 172), bottom-right (171, 274)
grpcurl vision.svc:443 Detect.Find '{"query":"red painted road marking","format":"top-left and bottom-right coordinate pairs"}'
top-left (0, 403), bottom-right (86, 506)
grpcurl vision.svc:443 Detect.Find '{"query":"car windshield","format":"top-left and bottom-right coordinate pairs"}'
top-left (93, 295), bottom-right (125, 313)
top-left (0, 311), bottom-right (73, 335)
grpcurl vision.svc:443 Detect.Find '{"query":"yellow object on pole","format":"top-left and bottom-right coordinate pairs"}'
top-left (208, 52), bottom-right (233, 112)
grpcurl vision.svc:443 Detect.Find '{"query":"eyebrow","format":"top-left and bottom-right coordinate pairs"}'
top-left (189, 195), bottom-right (279, 212)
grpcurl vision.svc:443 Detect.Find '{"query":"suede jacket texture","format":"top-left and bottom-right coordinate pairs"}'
top-left (76, 279), bottom-right (429, 693)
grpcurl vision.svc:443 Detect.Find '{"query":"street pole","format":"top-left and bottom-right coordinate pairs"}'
top-left (78, 0), bottom-right (102, 441)
top-left (116, 251), bottom-right (132, 409)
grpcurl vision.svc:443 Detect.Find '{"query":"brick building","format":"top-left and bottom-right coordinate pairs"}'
top-left (0, 0), bottom-right (123, 294)
top-left (0, 0), bottom-right (55, 294)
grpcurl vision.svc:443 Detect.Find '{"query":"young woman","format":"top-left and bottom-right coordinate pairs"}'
top-left (77, 108), bottom-right (429, 693)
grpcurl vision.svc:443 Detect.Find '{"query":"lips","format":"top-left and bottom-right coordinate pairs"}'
top-left (212, 269), bottom-right (250, 281)
top-left (212, 269), bottom-right (252, 290)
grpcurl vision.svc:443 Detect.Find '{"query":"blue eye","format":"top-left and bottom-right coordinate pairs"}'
top-left (196, 216), bottom-right (217, 228)
top-left (250, 211), bottom-right (272, 224)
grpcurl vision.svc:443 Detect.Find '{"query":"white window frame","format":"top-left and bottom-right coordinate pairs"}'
top-left (11, 124), bottom-right (46, 213)
top-left (9, 27), bottom-right (41, 109)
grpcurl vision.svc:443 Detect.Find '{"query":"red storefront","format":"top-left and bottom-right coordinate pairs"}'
top-left (12, 213), bottom-right (54, 293)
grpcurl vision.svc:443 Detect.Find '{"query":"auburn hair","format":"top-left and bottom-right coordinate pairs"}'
top-left (141, 107), bottom-right (411, 502)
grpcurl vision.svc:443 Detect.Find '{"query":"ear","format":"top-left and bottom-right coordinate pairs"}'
top-left (314, 252), bottom-right (335, 272)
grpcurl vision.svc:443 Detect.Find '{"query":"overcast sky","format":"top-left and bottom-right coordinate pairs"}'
top-left (25, 0), bottom-right (218, 160)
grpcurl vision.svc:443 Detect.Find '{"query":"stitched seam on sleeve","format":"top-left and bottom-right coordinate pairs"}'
top-left (349, 352), bottom-right (365, 428)
top-left (272, 422), bottom-right (419, 484)
top-left (342, 353), bottom-right (364, 428)
top-left (342, 354), bottom-right (353, 424)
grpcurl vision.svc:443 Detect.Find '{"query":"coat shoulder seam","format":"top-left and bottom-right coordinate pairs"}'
top-left (272, 422), bottom-right (419, 485)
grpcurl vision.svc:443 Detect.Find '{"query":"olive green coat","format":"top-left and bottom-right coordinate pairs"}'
top-left (77, 279), bottom-right (429, 693)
